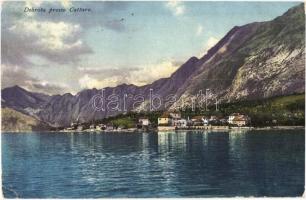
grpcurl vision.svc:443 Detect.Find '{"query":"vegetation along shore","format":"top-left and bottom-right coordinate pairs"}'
top-left (2, 93), bottom-right (304, 133)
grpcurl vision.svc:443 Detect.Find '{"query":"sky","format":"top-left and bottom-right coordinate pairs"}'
top-left (1, 0), bottom-right (301, 95)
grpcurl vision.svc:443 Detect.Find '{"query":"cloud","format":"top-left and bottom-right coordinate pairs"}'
top-left (199, 36), bottom-right (220, 57)
top-left (128, 61), bottom-right (181, 85)
top-left (1, 64), bottom-right (69, 94)
top-left (30, 82), bottom-right (70, 95)
top-left (78, 60), bottom-right (182, 89)
top-left (78, 67), bottom-right (140, 89)
top-left (1, 65), bottom-right (36, 89)
top-left (196, 24), bottom-right (204, 36)
top-left (207, 37), bottom-right (219, 49)
top-left (2, 19), bottom-right (92, 66)
top-left (166, 1), bottom-right (185, 16)
top-left (78, 66), bottom-right (139, 76)
top-left (1, 1), bottom-right (130, 67)
top-left (79, 74), bottom-right (123, 89)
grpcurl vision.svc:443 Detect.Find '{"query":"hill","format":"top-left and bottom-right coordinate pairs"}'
top-left (1, 107), bottom-right (51, 132)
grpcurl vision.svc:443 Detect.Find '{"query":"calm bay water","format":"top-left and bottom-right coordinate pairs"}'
top-left (2, 130), bottom-right (305, 198)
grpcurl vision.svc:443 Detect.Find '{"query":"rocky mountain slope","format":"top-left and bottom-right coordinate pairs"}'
top-left (1, 107), bottom-right (51, 132)
top-left (173, 4), bottom-right (305, 108)
top-left (1, 4), bottom-right (305, 127)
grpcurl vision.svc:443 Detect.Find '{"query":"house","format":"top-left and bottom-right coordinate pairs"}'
top-left (191, 116), bottom-right (204, 126)
top-left (186, 116), bottom-right (193, 126)
top-left (231, 116), bottom-right (248, 126)
top-left (209, 115), bottom-right (218, 122)
top-left (169, 112), bottom-right (181, 119)
top-left (228, 113), bottom-right (249, 126)
top-left (96, 124), bottom-right (106, 131)
top-left (70, 122), bottom-right (78, 128)
top-left (209, 115), bottom-right (221, 125)
top-left (158, 112), bottom-right (172, 126)
top-left (169, 112), bottom-right (182, 126)
top-left (203, 118), bottom-right (209, 125)
top-left (228, 113), bottom-right (239, 123)
top-left (77, 125), bottom-right (84, 131)
top-left (89, 124), bottom-right (95, 130)
top-left (117, 126), bottom-right (124, 130)
top-left (174, 119), bottom-right (187, 127)
top-left (139, 118), bottom-right (150, 126)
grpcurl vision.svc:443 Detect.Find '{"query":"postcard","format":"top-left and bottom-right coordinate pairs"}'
top-left (1, 0), bottom-right (305, 198)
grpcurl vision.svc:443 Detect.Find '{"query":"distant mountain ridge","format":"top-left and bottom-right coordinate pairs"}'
top-left (2, 3), bottom-right (305, 127)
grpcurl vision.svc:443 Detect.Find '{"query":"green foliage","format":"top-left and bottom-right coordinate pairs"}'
top-left (180, 94), bottom-right (305, 127)
top-left (92, 110), bottom-right (163, 128)
top-left (111, 117), bottom-right (135, 129)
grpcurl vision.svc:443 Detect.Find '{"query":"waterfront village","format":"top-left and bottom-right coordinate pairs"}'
top-left (62, 112), bottom-right (251, 132)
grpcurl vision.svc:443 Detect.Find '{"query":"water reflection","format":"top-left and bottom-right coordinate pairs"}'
top-left (2, 130), bottom-right (304, 198)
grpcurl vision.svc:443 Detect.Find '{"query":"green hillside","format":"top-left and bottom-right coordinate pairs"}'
top-left (182, 94), bottom-right (305, 126)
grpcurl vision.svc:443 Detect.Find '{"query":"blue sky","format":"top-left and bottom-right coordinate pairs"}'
top-left (1, 1), bottom-right (301, 94)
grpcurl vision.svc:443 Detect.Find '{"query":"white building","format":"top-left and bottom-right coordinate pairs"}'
top-left (169, 112), bottom-right (181, 126)
top-left (89, 124), bottom-right (95, 131)
top-left (139, 118), bottom-right (150, 126)
top-left (191, 116), bottom-right (204, 125)
top-left (96, 124), bottom-right (106, 131)
top-left (203, 118), bottom-right (209, 125)
top-left (177, 119), bottom-right (187, 127)
top-left (228, 113), bottom-right (249, 126)
top-left (77, 125), bottom-right (83, 131)
top-left (158, 112), bottom-right (172, 126)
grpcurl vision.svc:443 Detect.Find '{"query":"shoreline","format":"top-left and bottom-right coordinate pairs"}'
top-left (2, 126), bottom-right (305, 133)
top-left (157, 125), bottom-right (305, 132)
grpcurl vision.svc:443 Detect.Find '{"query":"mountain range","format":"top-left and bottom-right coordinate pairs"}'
top-left (1, 4), bottom-right (305, 128)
